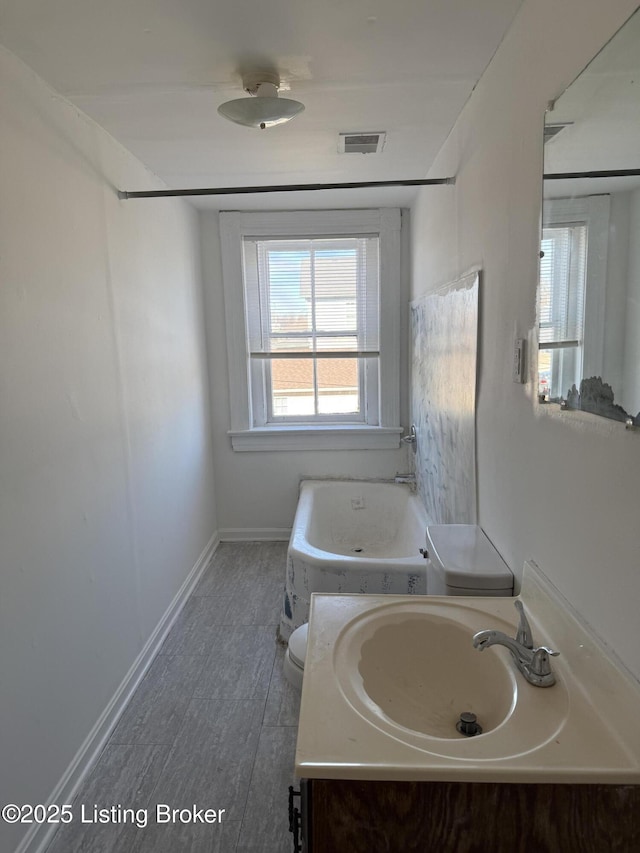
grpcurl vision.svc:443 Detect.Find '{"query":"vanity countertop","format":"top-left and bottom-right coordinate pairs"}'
top-left (295, 563), bottom-right (640, 783)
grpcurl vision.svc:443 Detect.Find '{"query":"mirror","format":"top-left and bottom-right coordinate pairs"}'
top-left (539, 7), bottom-right (640, 426)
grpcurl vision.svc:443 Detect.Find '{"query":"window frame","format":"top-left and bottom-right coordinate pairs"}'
top-left (220, 209), bottom-right (402, 451)
top-left (245, 235), bottom-right (375, 426)
top-left (539, 196), bottom-right (610, 400)
top-left (539, 222), bottom-right (588, 397)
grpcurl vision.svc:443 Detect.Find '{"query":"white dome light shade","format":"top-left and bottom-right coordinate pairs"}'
top-left (218, 77), bottom-right (304, 130)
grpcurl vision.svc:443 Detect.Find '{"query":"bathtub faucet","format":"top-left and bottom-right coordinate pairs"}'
top-left (401, 425), bottom-right (417, 448)
top-left (472, 600), bottom-right (559, 687)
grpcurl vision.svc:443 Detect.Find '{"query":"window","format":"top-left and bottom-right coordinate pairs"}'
top-left (245, 236), bottom-right (378, 424)
top-left (539, 223), bottom-right (587, 400)
top-left (220, 209), bottom-right (402, 450)
top-left (538, 196), bottom-right (609, 401)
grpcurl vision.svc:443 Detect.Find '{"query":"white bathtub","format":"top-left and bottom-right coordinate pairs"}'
top-left (279, 480), bottom-right (430, 641)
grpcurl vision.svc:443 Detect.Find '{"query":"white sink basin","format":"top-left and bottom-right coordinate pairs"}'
top-left (354, 612), bottom-right (515, 738)
top-left (333, 598), bottom-right (571, 760)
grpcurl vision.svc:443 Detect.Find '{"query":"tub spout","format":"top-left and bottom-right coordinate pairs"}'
top-left (394, 474), bottom-right (416, 492)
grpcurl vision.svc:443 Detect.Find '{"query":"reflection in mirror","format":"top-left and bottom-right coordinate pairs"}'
top-left (539, 6), bottom-right (640, 426)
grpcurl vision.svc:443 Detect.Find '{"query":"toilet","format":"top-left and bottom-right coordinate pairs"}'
top-left (283, 523), bottom-right (513, 690)
top-left (283, 621), bottom-right (308, 692)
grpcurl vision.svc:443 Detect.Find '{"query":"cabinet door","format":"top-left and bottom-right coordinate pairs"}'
top-left (307, 778), bottom-right (640, 853)
top-left (308, 779), bottom-right (430, 852)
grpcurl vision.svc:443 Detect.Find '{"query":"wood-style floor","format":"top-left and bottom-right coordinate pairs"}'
top-left (46, 542), bottom-right (300, 853)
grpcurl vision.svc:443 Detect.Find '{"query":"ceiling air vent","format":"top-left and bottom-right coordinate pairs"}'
top-left (338, 132), bottom-right (386, 154)
top-left (544, 122), bottom-right (573, 144)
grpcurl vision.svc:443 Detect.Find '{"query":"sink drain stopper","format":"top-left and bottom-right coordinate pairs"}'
top-left (456, 711), bottom-right (482, 736)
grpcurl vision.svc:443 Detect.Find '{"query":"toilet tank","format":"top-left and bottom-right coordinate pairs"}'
top-left (425, 524), bottom-right (513, 596)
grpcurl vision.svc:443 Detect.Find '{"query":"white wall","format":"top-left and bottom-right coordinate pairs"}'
top-left (0, 47), bottom-right (217, 851)
top-left (411, 0), bottom-right (640, 680)
top-left (200, 211), bottom-right (410, 535)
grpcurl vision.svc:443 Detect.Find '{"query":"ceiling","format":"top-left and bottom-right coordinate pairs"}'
top-left (0, 0), bottom-right (524, 209)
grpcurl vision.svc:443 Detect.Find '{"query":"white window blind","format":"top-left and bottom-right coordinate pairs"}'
top-left (243, 237), bottom-right (379, 356)
top-left (538, 223), bottom-right (588, 400)
top-left (539, 224), bottom-right (587, 348)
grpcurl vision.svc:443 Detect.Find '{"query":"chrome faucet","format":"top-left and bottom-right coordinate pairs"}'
top-left (472, 600), bottom-right (559, 687)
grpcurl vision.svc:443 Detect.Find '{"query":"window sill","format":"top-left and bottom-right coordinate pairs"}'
top-left (228, 425), bottom-right (403, 452)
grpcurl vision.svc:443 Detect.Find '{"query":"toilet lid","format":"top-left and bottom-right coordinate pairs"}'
top-left (288, 623), bottom-right (308, 669)
top-left (425, 524), bottom-right (513, 590)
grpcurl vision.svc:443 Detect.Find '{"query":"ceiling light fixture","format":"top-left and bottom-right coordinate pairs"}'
top-left (217, 72), bottom-right (304, 130)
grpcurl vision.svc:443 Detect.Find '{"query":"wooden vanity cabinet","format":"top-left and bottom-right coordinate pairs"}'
top-left (300, 777), bottom-right (640, 852)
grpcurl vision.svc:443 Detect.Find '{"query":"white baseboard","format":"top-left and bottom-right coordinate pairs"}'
top-left (219, 527), bottom-right (291, 542)
top-left (15, 531), bottom-right (220, 853)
